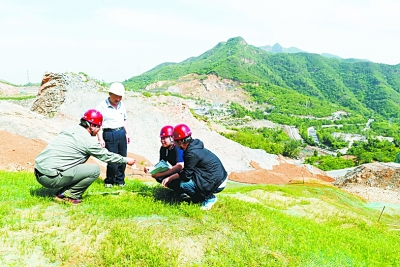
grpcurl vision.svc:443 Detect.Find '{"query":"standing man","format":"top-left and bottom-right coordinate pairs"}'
top-left (96, 82), bottom-right (131, 187)
top-left (162, 124), bottom-right (228, 210)
top-left (34, 109), bottom-right (136, 204)
top-left (144, 125), bottom-right (184, 197)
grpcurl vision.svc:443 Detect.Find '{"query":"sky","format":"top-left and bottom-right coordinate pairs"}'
top-left (1, 0), bottom-right (400, 85)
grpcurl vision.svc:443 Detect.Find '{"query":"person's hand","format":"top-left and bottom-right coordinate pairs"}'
top-left (152, 172), bottom-right (162, 179)
top-left (99, 139), bottom-right (106, 148)
top-left (126, 157), bottom-right (136, 166)
top-left (161, 177), bottom-right (170, 187)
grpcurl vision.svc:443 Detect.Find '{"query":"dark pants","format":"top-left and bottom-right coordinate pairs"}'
top-left (180, 180), bottom-right (225, 202)
top-left (103, 129), bottom-right (127, 185)
top-left (156, 177), bottom-right (182, 195)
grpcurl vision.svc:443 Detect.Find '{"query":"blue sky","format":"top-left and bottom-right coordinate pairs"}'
top-left (1, 0), bottom-right (399, 85)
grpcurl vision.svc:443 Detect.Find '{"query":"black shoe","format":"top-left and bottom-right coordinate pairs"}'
top-left (175, 193), bottom-right (190, 201)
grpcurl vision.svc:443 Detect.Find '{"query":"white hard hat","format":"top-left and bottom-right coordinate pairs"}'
top-left (109, 82), bottom-right (125, 97)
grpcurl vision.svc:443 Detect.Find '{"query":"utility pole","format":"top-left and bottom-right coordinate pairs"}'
top-left (27, 70), bottom-right (30, 84)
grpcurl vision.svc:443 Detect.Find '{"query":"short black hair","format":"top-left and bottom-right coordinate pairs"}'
top-left (181, 136), bottom-right (192, 144)
top-left (79, 119), bottom-right (90, 128)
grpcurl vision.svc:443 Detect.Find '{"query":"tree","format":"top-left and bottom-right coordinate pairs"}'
top-left (283, 140), bottom-right (302, 158)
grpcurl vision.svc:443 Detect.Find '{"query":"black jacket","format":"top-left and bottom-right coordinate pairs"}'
top-left (179, 139), bottom-right (227, 198)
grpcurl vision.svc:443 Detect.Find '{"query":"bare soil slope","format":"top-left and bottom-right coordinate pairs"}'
top-left (0, 130), bottom-right (154, 181)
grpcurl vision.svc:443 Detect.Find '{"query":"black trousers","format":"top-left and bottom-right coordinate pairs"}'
top-left (103, 128), bottom-right (127, 185)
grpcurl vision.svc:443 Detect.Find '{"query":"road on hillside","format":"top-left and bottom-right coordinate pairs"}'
top-left (307, 127), bottom-right (320, 144)
top-left (283, 125), bottom-right (303, 142)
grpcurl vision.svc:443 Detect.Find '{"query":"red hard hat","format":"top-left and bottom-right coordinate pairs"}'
top-left (173, 124), bottom-right (192, 140)
top-left (82, 109), bottom-right (103, 126)
top-left (160, 125), bottom-right (174, 137)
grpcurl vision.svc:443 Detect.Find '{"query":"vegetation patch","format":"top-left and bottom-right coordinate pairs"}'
top-left (0, 95), bottom-right (36, 101)
top-left (1, 171), bottom-right (399, 266)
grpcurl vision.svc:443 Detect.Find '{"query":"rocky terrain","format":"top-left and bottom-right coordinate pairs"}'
top-left (1, 73), bottom-right (400, 205)
top-left (334, 162), bottom-right (400, 204)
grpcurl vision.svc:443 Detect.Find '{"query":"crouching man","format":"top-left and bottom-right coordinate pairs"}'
top-left (34, 109), bottom-right (136, 204)
top-left (162, 124), bottom-right (228, 210)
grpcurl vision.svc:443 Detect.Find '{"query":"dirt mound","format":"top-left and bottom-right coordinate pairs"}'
top-left (0, 131), bottom-right (46, 171)
top-left (229, 160), bottom-right (334, 184)
top-left (335, 162), bottom-right (400, 189)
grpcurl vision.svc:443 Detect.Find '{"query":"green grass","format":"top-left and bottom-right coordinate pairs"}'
top-left (1, 171), bottom-right (399, 266)
top-left (0, 95), bottom-right (36, 101)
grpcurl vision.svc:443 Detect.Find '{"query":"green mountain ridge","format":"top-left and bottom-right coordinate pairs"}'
top-left (125, 36), bottom-right (400, 121)
top-left (259, 43), bottom-right (306, 54)
top-left (259, 43), bottom-right (370, 63)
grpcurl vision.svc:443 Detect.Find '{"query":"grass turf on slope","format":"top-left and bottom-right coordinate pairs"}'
top-left (0, 171), bottom-right (399, 266)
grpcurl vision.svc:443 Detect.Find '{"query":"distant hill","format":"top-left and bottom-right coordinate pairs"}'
top-left (259, 43), bottom-right (306, 54)
top-left (124, 36), bottom-right (400, 120)
top-left (259, 43), bottom-right (370, 63)
top-left (320, 53), bottom-right (341, 59)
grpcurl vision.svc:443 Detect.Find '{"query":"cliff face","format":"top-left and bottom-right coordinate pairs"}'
top-left (145, 74), bottom-right (251, 105)
top-left (30, 72), bottom-right (104, 117)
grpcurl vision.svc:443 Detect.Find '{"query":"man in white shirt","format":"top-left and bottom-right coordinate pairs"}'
top-left (96, 82), bottom-right (131, 187)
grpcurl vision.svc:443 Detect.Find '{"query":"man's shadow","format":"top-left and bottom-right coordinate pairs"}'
top-left (30, 183), bottom-right (194, 205)
top-left (137, 185), bottom-right (193, 205)
top-left (30, 187), bottom-right (58, 198)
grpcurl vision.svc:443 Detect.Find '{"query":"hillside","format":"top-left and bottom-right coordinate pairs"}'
top-left (125, 36), bottom-right (400, 121)
top-left (2, 72), bottom-right (400, 206)
top-left (1, 72), bottom-right (400, 266)
top-left (0, 72), bottom-right (330, 179)
top-left (1, 171), bottom-right (399, 266)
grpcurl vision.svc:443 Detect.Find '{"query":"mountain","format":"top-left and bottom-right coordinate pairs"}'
top-left (259, 43), bottom-right (306, 54)
top-left (320, 53), bottom-right (342, 59)
top-left (259, 43), bottom-right (370, 63)
top-left (125, 36), bottom-right (400, 120)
